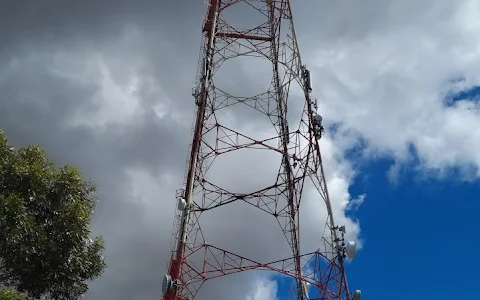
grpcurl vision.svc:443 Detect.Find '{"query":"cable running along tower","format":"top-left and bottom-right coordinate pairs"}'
top-left (163, 1), bottom-right (361, 299)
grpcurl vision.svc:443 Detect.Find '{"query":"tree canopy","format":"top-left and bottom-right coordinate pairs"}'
top-left (0, 288), bottom-right (27, 300)
top-left (0, 129), bottom-right (107, 299)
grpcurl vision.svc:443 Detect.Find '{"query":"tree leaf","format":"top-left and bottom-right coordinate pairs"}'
top-left (0, 129), bottom-right (107, 300)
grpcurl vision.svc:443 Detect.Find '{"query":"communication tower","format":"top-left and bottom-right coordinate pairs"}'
top-left (162, 1), bottom-right (361, 299)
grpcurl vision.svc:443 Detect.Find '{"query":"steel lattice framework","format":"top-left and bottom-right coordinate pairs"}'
top-left (163, 1), bottom-right (357, 299)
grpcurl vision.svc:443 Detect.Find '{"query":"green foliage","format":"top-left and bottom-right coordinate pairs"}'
top-left (0, 129), bottom-right (107, 299)
top-left (0, 288), bottom-right (28, 300)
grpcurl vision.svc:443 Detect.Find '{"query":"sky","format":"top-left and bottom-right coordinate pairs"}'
top-left (0, 0), bottom-right (479, 299)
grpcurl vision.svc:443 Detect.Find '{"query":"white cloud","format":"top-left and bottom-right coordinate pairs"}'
top-left (246, 278), bottom-right (279, 300)
top-left (300, 133), bottom-right (362, 252)
top-left (347, 194), bottom-right (366, 212)
top-left (40, 46), bottom-right (362, 298)
top-left (306, 0), bottom-right (480, 180)
top-left (0, 2), bottom-right (382, 299)
top-left (96, 30), bottom-right (364, 300)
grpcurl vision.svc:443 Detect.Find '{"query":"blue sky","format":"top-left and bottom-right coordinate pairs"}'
top-left (345, 158), bottom-right (479, 299)
top-left (271, 87), bottom-right (480, 299)
top-left (274, 156), bottom-right (479, 299)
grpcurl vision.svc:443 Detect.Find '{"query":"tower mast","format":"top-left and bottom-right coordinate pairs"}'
top-left (162, 1), bottom-right (360, 299)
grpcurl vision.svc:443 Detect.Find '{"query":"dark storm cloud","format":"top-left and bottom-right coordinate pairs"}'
top-left (0, 1), bottom-right (367, 299)
top-left (0, 22), bottom-right (189, 298)
top-left (0, 54), bottom-right (185, 174)
top-left (0, 0), bottom-right (205, 114)
top-left (0, 1), bottom-right (304, 298)
top-left (0, 1), bottom-right (281, 298)
top-left (0, 0), bottom-right (202, 45)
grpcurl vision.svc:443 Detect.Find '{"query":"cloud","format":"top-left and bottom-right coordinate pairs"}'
top-left (0, 23), bottom-right (361, 300)
top-left (10, 0), bottom-right (480, 299)
top-left (305, 0), bottom-right (480, 181)
top-left (246, 277), bottom-right (279, 300)
top-left (347, 194), bottom-right (366, 212)
top-left (0, 27), bottom-right (187, 299)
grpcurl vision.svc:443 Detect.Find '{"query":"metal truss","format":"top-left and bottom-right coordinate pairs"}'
top-left (163, 1), bottom-right (354, 299)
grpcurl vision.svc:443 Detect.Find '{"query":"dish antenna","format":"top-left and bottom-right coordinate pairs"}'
top-left (346, 241), bottom-right (357, 259)
top-left (353, 289), bottom-right (362, 300)
top-left (162, 274), bottom-right (174, 295)
top-left (177, 197), bottom-right (187, 211)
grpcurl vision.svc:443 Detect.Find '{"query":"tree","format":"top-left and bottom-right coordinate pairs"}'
top-left (0, 288), bottom-right (27, 300)
top-left (0, 129), bottom-right (107, 299)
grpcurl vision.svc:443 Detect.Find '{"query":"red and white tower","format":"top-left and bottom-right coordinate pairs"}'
top-left (162, 1), bottom-right (361, 299)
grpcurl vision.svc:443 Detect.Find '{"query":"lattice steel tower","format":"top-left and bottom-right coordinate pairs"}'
top-left (162, 1), bottom-right (361, 299)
